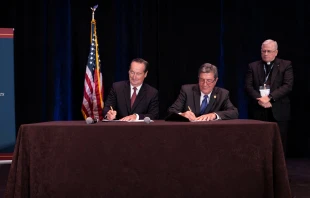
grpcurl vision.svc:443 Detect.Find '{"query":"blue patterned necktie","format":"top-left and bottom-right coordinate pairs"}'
top-left (200, 95), bottom-right (208, 115)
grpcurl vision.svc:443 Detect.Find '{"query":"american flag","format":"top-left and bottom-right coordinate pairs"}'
top-left (81, 18), bottom-right (104, 120)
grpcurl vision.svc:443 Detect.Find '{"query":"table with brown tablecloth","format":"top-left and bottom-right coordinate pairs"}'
top-left (5, 119), bottom-right (291, 198)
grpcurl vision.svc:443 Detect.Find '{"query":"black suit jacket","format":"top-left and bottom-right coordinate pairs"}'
top-left (245, 58), bottom-right (294, 121)
top-left (103, 81), bottom-right (159, 120)
top-left (168, 84), bottom-right (239, 120)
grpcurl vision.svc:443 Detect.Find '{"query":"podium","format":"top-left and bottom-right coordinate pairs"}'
top-left (0, 28), bottom-right (15, 153)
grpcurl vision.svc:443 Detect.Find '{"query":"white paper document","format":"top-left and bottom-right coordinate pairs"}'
top-left (102, 119), bottom-right (154, 122)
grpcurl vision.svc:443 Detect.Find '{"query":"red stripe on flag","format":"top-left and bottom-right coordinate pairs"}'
top-left (85, 73), bottom-right (93, 93)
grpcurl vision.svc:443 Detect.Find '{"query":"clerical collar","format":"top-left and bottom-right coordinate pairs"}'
top-left (263, 60), bottom-right (275, 65)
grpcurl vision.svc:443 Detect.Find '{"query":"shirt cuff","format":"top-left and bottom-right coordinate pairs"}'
top-left (214, 113), bottom-right (221, 120)
top-left (134, 113), bottom-right (139, 120)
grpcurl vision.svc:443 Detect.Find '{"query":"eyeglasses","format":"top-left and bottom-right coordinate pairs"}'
top-left (199, 78), bottom-right (216, 84)
top-left (261, 50), bottom-right (276, 54)
top-left (129, 70), bottom-right (144, 76)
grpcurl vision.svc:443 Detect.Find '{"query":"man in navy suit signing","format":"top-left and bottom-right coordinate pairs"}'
top-left (103, 58), bottom-right (159, 121)
top-left (168, 63), bottom-right (238, 121)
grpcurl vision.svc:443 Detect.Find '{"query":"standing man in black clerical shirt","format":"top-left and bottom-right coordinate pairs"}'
top-left (245, 39), bottom-right (294, 156)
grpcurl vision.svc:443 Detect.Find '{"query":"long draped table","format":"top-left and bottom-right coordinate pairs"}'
top-left (5, 119), bottom-right (291, 198)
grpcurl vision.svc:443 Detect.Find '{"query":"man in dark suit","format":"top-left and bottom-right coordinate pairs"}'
top-left (245, 39), bottom-right (294, 155)
top-left (103, 58), bottom-right (159, 121)
top-left (168, 63), bottom-right (238, 121)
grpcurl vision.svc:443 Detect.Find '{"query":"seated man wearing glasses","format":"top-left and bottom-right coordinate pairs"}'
top-left (103, 58), bottom-right (159, 121)
top-left (168, 63), bottom-right (239, 121)
top-left (244, 39), bottom-right (293, 156)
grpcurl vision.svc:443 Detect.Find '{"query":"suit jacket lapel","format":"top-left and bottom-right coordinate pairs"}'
top-left (193, 85), bottom-right (201, 116)
top-left (131, 83), bottom-right (145, 111)
top-left (270, 58), bottom-right (280, 86)
top-left (123, 81), bottom-right (131, 113)
top-left (204, 88), bottom-right (217, 114)
top-left (258, 61), bottom-right (265, 86)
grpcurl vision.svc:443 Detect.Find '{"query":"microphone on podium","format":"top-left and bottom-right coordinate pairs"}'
top-left (144, 117), bottom-right (151, 124)
top-left (86, 117), bottom-right (99, 124)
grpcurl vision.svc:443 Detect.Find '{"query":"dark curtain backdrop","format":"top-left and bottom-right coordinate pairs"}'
top-left (0, 0), bottom-right (309, 157)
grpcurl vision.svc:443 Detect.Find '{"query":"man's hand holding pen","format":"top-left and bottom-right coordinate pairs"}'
top-left (106, 106), bottom-right (117, 120)
top-left (180, 106), bottom-right (196, 121)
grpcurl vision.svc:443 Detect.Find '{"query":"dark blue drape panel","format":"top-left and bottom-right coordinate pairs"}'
top-left (42, 0), bottom-right (48, 121)
top-left (115, 0), bottom-right (143, 81)
top-left (235, 1), bottom-right (264, 119)
top-left (218, 0), bottom-right (225, 88)
top-left (133, 0), bottom-right (143, 56)
top-left (115, 0), bottom-right (130, 81)
top-left (46, 0), bottom-right (72, 120)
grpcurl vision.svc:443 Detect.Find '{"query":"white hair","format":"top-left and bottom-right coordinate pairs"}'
top-left (262, 39), bottom-right (278, 50)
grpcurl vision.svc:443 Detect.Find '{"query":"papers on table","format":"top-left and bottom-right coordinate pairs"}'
top-left (102, 119), bottom-right (154, 122)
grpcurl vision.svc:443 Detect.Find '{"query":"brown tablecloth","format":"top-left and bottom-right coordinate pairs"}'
top-left (5, 119), bottom-right (291, 198)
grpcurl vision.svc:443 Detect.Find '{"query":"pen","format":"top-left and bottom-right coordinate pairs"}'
top-left (110, 106), bottom-right (113, 111)
top-left (188, 106), bottom-right (192, 112)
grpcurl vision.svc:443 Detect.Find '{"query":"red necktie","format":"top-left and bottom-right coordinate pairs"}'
top-left (131, 87), bottom-right (137, 107)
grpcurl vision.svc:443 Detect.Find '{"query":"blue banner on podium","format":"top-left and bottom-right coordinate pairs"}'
top-left (0, 28), bottom-right (15, 153)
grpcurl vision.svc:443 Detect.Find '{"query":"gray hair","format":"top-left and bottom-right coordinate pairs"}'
top-left (262, 39), bottom-right (278, 50)
top-left (198, 63), bottom-right (218, 79)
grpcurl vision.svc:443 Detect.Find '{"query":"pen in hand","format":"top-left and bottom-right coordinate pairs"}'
top-left (109, 106), bottom-right (116, 120)
top-left (187, 106), bottom-right (197, 121)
